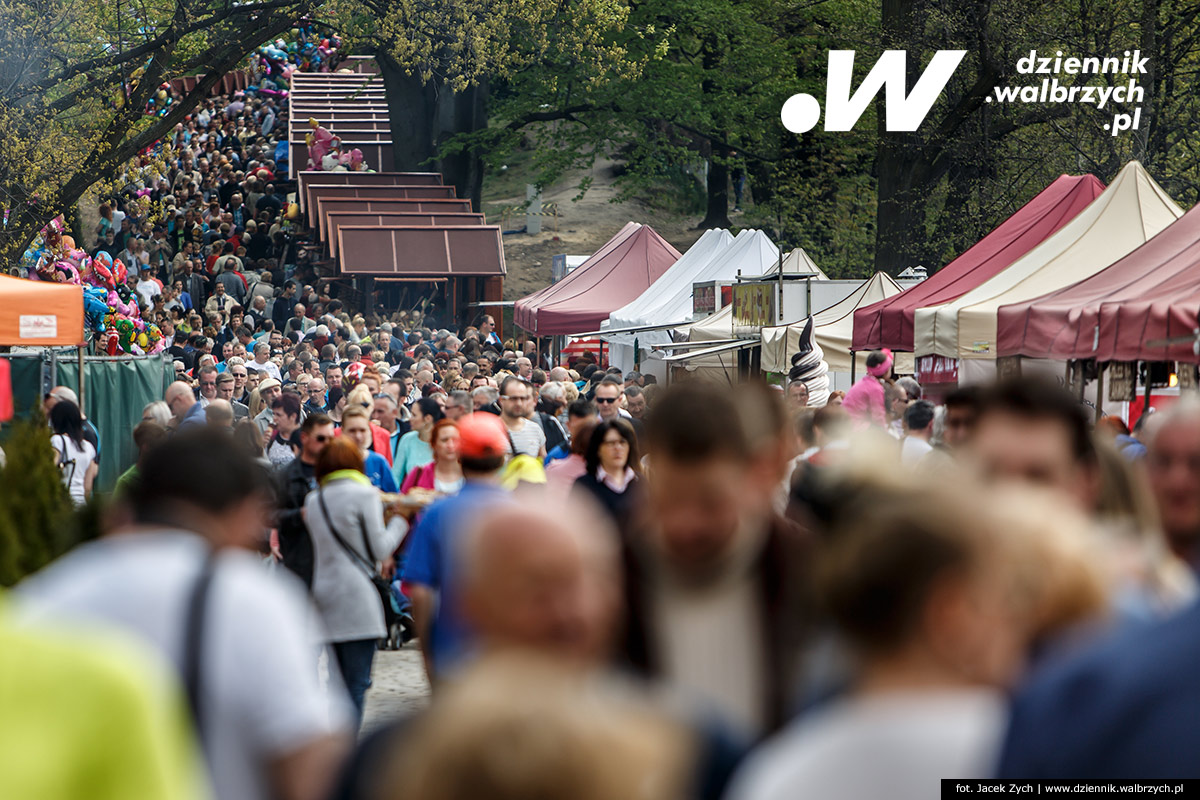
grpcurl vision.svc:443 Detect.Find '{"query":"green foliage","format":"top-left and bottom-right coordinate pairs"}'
top-left (0, 417), bottom-right (81, 586)
top-left (0, 0), bottom-right (313, 266)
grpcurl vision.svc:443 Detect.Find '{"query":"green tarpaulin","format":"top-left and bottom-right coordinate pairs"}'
top-left (1, 351), bottom-right (172, 493)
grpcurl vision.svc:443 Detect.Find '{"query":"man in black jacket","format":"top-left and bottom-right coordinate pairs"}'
top-left (272, 281), bottom-right (296, 332)
top-left (273, 413), bottom-right (335, 588)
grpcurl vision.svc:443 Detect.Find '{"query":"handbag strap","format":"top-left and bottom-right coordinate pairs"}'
top-left (182, 549), bottom-right (218, 738)
top-left (318, 486), bottom-right (379, 579)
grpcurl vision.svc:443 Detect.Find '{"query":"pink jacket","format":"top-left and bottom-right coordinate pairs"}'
top-left (400, 462), bottom-right (436, 493)
top-left (842, 376), bottom-right (886, 427)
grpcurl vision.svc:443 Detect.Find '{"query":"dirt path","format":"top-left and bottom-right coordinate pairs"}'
top-left (486, 158), bottom-right (708, 300)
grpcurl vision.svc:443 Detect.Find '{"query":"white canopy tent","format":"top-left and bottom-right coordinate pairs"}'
top-left (606, 229), bottom-right (780, 377)
top-left (602, 229), bottom-right (735, 375)
top-left (745, 246), bottom-right (829, 280)
top-left (913, 161), bottom-right (1183, 360)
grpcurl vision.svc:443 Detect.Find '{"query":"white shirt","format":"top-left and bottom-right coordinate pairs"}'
top-left (246, 358), bottom-right (282, 382)
top-left (50, 434), bottom-right (95, 505)
top-left (727, 690), bottom-right (1006, 800)
top-left (651, 562), bottom-right (766, 738)
top-left (136, 279), bottom-right (162, 308)
top-left (16, 531), bottom-right (352, 800)
top-left (504, 416), bottom-right (546, 459)
top-left (901, 435), bottom-right (934, 465)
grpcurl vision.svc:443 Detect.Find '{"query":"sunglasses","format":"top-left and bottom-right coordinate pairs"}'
top-left (595, 397), bottom-right (618, 404)
top-left (312, 434), bottom-right (331, 443)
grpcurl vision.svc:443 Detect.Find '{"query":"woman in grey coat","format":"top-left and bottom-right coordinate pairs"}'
top-left (304, 437), bottom-right (404, 723)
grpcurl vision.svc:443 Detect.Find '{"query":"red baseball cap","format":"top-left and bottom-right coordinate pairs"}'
top-left (456, 412), bottom-right (509, 460)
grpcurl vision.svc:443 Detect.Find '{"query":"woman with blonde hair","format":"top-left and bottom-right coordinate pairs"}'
top-left (730, 479), bottom-right (1107, 800)
top-left (246, 387), bottom-right (264, 421)
top-left (1091, 436), bottom-right (1196, 619)
top-left (345, 383), bottom-right (394, 467)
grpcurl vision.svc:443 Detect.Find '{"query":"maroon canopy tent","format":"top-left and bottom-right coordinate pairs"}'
top-left (997, 202), bottom-right (1200, 361)
top-left (514, 223), bottom-right (681, 336)
top-left (852, 174), bottom-right (1105, 352)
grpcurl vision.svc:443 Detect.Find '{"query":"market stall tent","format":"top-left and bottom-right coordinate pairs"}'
top-left (998, 201), bottom-right (1200, 361)
top-left (763, 272), bottom-right (914, 375)
top-left (0, 275), bottom-right (84, 346)
top-left (514, 222), bottom-right (681, 336)
top-left (913, 161), bottom-right (1182, 360)
top-left (604, 227), bottom-right (735, 344)
top-left (853, 173), bottom-right (1104, 353)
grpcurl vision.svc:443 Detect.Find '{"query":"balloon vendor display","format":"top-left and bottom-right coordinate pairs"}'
top-left (20, 218), bottom-right (164, 356)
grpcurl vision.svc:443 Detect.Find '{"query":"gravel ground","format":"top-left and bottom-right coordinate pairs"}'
top-left (361, 646), bottom-right (431, 734)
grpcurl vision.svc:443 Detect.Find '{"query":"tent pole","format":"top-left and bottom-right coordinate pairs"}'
top-left (78, 346), bottom-right (85, 416)
top-left (1095, 363), bottom-right (1106, 424)
top-left (1142, 362), bottom-right (1151, 424)
top-left (850, 350), bottom-right (857, 383)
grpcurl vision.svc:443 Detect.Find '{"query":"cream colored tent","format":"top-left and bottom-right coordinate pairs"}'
top-left (762, 272), bottom-right (914, 374)
top-left (913, 161), bottom-right (1183, 359)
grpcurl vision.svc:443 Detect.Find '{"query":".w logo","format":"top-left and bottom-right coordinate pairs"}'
top-left (781, 50), bottom-right (966, 133)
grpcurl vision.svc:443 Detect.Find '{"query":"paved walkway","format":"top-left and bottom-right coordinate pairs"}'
top-left (361, 647), bottom-right (430, 734)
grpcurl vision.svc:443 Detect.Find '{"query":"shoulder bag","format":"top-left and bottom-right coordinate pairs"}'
top-left (317, 487), bottom-right (394, 620)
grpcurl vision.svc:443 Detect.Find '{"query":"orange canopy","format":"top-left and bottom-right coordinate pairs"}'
top-left (0, 274), bottom-right (85, 346)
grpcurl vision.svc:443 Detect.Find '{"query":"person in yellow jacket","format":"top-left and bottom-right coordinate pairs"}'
top-left (0, 600), bottom-right (208, 800)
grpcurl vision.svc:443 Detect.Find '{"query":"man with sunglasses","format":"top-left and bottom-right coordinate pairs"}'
top-left (215, 371), bottom-right (250, 421)
top-left (274, 413), bottom-right (336, 588)
top-left (595, 377), bottom-right (645, 445)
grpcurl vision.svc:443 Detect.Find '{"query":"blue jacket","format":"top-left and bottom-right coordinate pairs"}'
top-left (997, 602), bottom-right (1200, 779)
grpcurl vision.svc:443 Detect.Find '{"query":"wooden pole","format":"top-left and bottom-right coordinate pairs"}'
top-left (1095, 362), bottom-right (1106, 424)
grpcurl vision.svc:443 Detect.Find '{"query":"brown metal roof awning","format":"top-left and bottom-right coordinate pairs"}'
top-left (337, 226), bottom-right (506, 277)
top-left (317, 197), bottom-right (474, 241)
top-left (325, 212), bottom-right (484, 257)
top-left (305, 183), bottom-right (458, 226)
top-left (298, 171), bottom-right (445, 211)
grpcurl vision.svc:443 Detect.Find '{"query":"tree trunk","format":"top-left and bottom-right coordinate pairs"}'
top-left (697, 144), bottom-right (731, 229)
top-left (377, 51), bottom-right (488, 211)
top-left (874, 0), bottom-right (931, 274)
top-left (874, 135), bottom-right (933, 274)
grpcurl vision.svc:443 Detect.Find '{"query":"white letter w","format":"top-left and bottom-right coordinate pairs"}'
top-left (824, 50), bottom-right (966, 131)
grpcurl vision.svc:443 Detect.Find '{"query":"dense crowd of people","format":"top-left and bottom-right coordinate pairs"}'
top-left (8, 292), bottom-right (1200, 798)
top-left (6, 54), bottom-right (1200, 800)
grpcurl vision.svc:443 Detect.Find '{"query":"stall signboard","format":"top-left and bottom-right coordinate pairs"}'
top-left (732, 282), bottom-right (776, 329)
top-left (693, 281), bottom-right (734, 318)
top-left (916, 354), bottom-right (959, 384)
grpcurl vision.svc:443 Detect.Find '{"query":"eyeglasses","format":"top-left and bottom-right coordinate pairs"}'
top-left (502, 395), bottom-right (529, 401)
top-left (595, 397), bottom-right (618, 404)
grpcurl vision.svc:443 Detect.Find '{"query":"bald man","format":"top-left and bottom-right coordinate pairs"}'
top-left (205, 398), bottom-right (235, 429)
top-left (457, 501), bottom-right (619, 667)
top-left (164, 381), bottom-right (205, 429)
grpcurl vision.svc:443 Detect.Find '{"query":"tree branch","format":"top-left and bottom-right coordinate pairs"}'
top-left (23, 0), bottom-right (306, 95)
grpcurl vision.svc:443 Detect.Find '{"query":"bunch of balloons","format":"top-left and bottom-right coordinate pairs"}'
top-left (145, 82), bottom-right (175, 117)
top-left (251, 25), bottom-right (344, 100)
top-left (21, 219), bottom-right (165, 356)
